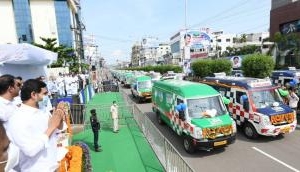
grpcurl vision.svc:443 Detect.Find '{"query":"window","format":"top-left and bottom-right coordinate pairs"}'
top-left (236, 91), bottom-right (244, 104)
top-left (166, 93), bottom-right (172, 104)
top-left (226, 38), bottom-right (230, 42)
top-left (187, 96), bottom-right (226, 118)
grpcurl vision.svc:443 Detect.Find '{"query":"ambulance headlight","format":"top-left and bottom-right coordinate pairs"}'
top-left (262, 115), bottom-right (271, 125)
top-left (195, 128), bottom-right (202, 139)
top-left (231, 120), bottom-right (237, 134)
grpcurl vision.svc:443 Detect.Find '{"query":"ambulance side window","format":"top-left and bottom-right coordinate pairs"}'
top-left (177, 98), bottom-right (183, 105)
top-left (218, 87), bottom-right (228, 98)
top-left (236, 91), bottom-right (244, 104)
top-left (165, 93), bottom-right (172, 106)
top-left (176, 98), bottom-right (186, 121)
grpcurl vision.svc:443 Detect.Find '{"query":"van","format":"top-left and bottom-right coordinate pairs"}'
top-left (131, 75), bottom-right (152, 103)
top-left (271, 67), bottom-right (300, 87)
top-left (152, 79), bottom-right (236, 153)
top-left (202, 75), bottom-right (297, 139)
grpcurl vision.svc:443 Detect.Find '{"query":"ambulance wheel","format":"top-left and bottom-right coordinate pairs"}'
top-left (183, 136), bottom-right (195, 153)
top-left (243, 122), bottom-right (258, 139)
top-left (156, 112), bottom-right (164, 125)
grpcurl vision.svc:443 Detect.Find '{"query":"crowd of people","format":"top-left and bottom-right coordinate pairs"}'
top-left (278, 83), bottom-right (300, 111)
top-left (0, 74), bottom-right (76, 172)
top-left (0, 72), bottom-right (121, 171)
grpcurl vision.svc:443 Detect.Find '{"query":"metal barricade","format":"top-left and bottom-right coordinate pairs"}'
top-left (70, 89), bottom-right (194, 172)
top-left (131, 104), bottom-right (194, 172)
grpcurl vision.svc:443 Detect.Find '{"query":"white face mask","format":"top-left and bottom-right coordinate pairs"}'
top-left (4, 143), bottom-right (19, 172)
top-left (38, 95), bottom-right (49, 109)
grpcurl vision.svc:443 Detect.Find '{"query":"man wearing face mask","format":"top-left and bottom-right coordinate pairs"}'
top-left (36, 76), bottom-right (53, 113)
top-left (6, 79), bottom-right (64, 172)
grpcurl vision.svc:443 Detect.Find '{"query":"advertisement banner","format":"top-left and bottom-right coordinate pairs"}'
top-left (182, 30), bottom-right (212, 59)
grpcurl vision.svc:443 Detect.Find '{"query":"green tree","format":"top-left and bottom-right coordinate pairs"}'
top-left (272, 32), bottom-right (300, 68)
top-left (191, 59), bottom-right (231, 78)
top-left (240, 34), bottom-right (247, 43)
top-left (241, 54), bottom-right (274, 78)
top-left (33, 37), bottom-right (88, 73)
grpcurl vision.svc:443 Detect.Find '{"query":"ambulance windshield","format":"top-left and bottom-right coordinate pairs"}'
top-left (187, 95), bottom-right (227, 118)
top-left (138, 80), bottom-right (152, 89)
top-left (250, 88), bottom-right (282, 108)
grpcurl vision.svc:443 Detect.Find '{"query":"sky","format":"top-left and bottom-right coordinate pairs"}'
top-left (81, 0), bottom-right (271, 65)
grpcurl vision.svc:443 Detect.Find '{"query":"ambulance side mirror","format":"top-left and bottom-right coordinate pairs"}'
top-left (222, 97), bottom-right (230, 105)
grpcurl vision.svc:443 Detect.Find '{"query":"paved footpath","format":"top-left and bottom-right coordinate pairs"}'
top-left (72, 92), bottom-right (164, 172)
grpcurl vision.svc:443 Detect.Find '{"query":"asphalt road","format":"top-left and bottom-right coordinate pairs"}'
top-left (122, 87), bottom-right (300, 172)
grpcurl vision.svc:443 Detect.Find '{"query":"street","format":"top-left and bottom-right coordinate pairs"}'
top-left (122, 88), bottom-right (300, 172)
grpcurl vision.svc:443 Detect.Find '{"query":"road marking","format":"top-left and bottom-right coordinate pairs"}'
top-left (252, 147), bottom-right (300, 172)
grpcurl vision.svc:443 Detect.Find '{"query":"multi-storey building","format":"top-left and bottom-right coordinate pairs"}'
top-left (156, 43), bottom-right (171, 65)
top-left (140, 37), bottom-right (160, 66)
top-left (270, 0), bottom-right (300, 39)
top-left (131, 43), bottom-right (141, 67)
top-left (0, 0), bottom-right (82, 50)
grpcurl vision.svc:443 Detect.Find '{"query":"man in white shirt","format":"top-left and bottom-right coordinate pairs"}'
top-left (110, 101), bottom-right (119, 133)
top-left (56, 73), bottom-right (66, 97)
top-left (6, 79), bottom-right (64, 172)
top-left (0, 74), bottom-right (21, 127)
top-left (70, 74), bottom-right (79, 95)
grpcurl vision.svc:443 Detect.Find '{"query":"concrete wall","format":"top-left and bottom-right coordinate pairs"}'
top-left (0, 0), bottom-right (18, 44)
top-left (30, 0), bottom-right (59, 44)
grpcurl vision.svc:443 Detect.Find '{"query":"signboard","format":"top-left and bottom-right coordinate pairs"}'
top-left (182, 30), bottom-right (212, 59)
top-left (280, 19), bottom-right (300, 34)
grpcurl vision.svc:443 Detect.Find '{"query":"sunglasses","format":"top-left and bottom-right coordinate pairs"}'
top-left (16, 83), bottom-right (22, 88)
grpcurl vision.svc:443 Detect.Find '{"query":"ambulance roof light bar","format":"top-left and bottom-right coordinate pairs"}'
top-left (247, 78), bottom-right (272, 88)
top-left (288, 67), bottom-right (296, 70)
top-left (213, 72), bottom-right (226, 77)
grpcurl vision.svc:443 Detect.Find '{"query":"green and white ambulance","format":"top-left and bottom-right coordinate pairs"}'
top-left (131, 75), bottom-right (152, 103)
top-left (152, 79), bottom-right (236, 153)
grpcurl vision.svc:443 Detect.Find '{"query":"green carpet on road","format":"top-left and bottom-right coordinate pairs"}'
top-left (72, 92), bottom-right (164, 172)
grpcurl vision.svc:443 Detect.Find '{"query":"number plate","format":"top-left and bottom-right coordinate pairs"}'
top-left (213, 140), bottom-right (227, 147)
top-left (280, 126), bottom-right (290, 133)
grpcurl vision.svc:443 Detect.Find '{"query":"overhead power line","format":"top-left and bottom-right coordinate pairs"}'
top-left (189, 0), bottom-right (250, 29)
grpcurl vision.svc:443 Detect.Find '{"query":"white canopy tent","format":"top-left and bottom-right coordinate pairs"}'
top-left (0, 43), bottom-right (57, 79)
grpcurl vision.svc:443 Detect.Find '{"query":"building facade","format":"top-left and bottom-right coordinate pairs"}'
top-left (270, 0), bottom-right (300, 39)
top-left (140, 37), bottom-right (160, 66)
top-left (0, 0), bottom-right (79, 48)
top-left (131, 43), bottom-right (141, 67)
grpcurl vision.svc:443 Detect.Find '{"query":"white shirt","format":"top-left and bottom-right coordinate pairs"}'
top-left (47, 80), bottom-right (58, 93)
top-left (110, 104), bottom-right (118, 119)
top-left (0, 96), bottom-right (17, 129)
top-left (12, 96), bottom-right (22, 107)
top-left (6, 104), bottom-right (59, 172)
top-left (288, 92), bottom-right (299, 108)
